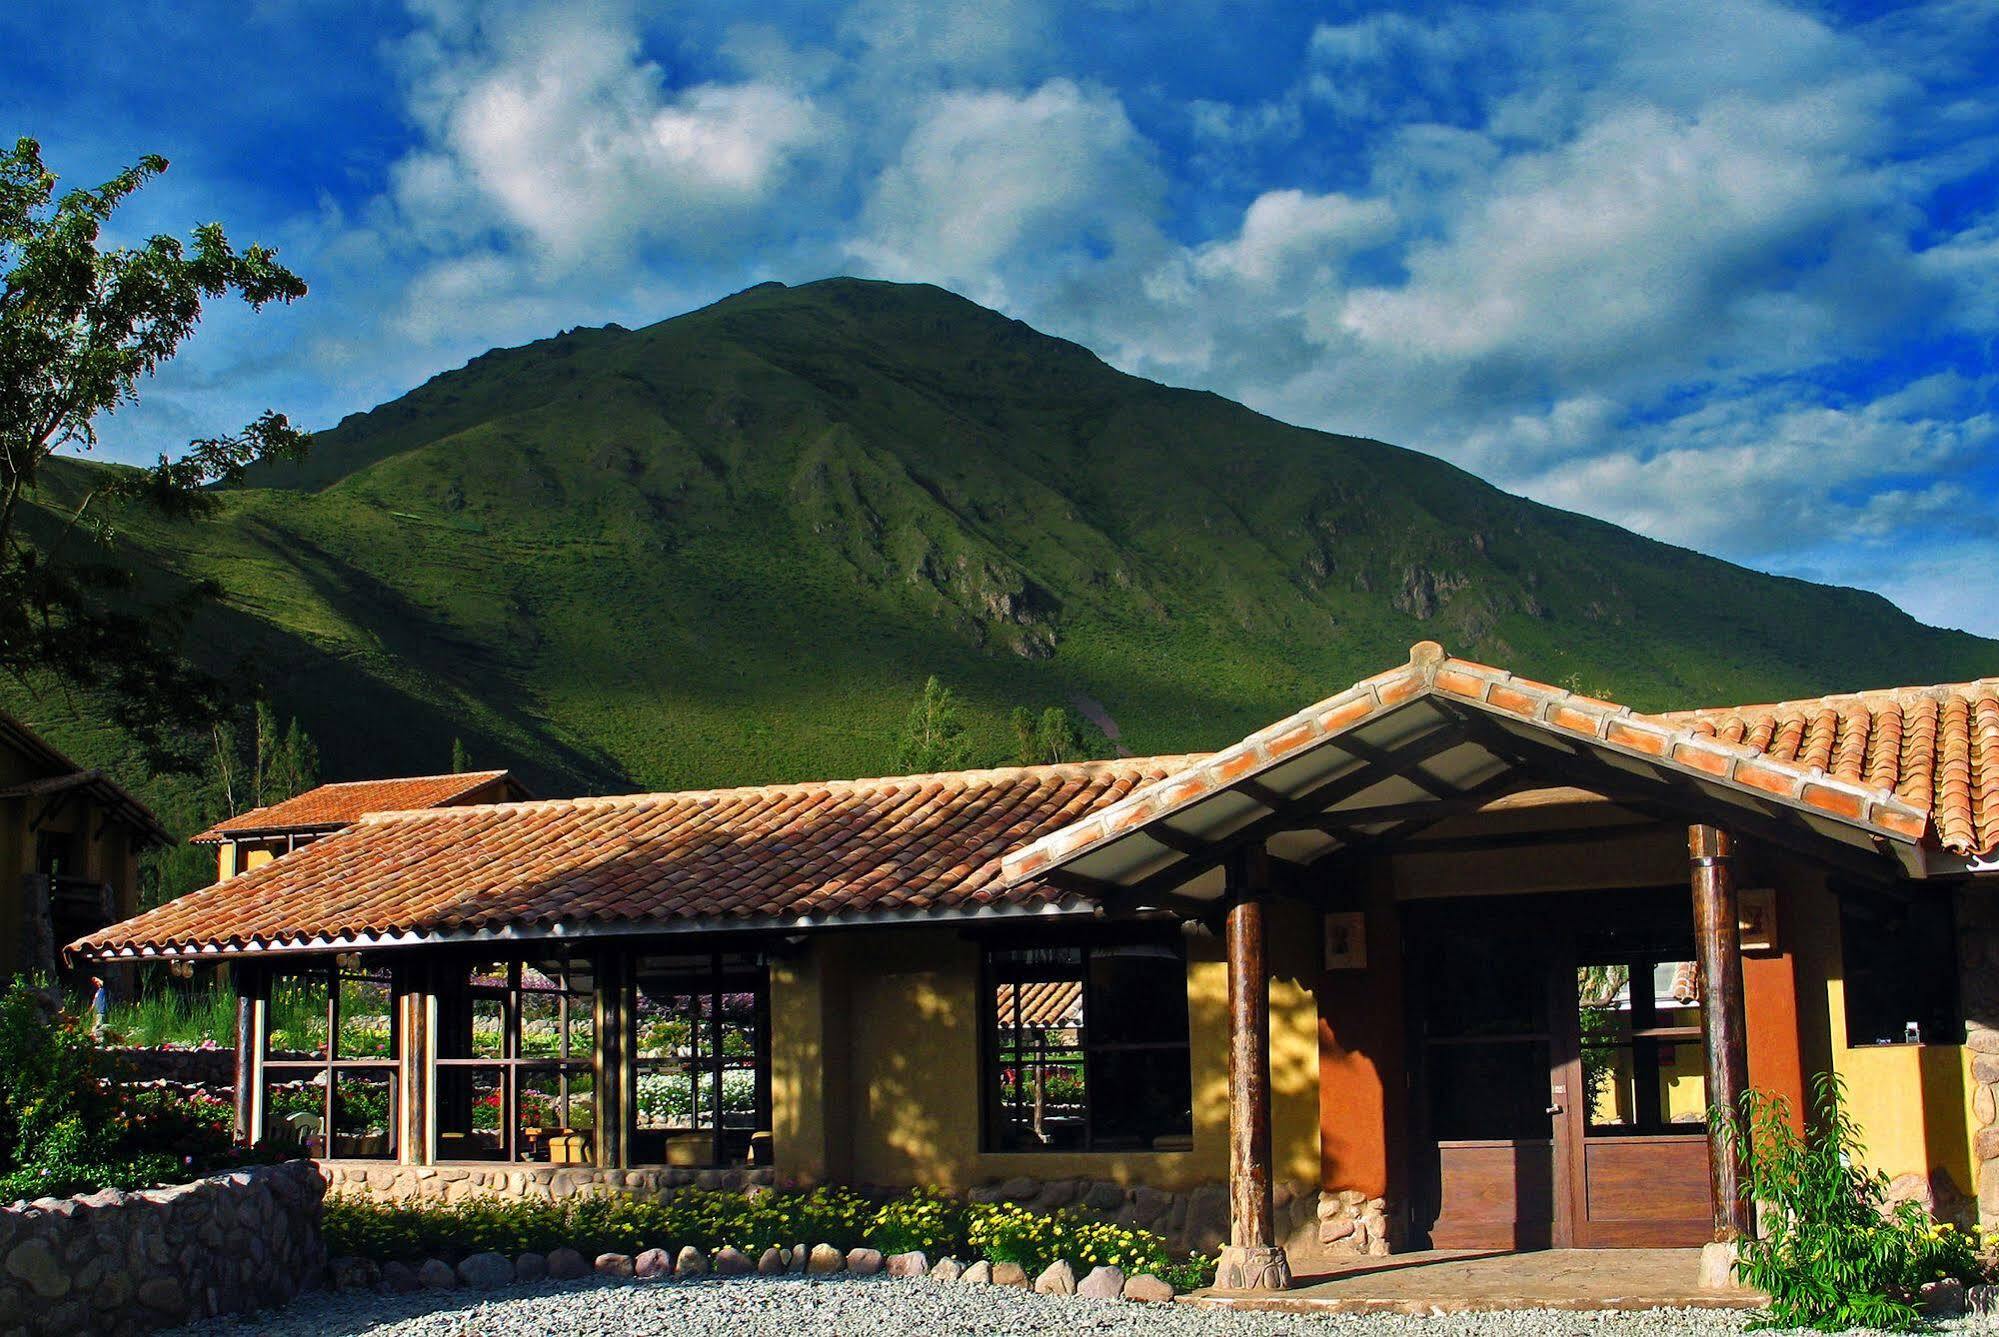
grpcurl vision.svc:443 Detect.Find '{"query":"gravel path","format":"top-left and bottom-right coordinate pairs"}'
top-left (160, 1274), bottom-right (1820, 1337)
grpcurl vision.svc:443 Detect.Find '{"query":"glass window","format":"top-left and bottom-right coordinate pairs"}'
top-left (1842, 891), bottom-right (1960, 1046)
top-left (985, 936), bottom-right (1191, 1153)
top-left (435, 954), bottom-right (595, 1162)
top-left (630, 953), bottom-right (768, 1168)
top-left (1577, 958), bottom-right (1707, 1135)
top-left (261, 958), bottom-right (398, 1160)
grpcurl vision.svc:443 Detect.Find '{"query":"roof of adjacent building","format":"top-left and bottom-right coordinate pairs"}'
top-left (0, 711), bottom-right (170, 849)
top-left (190, 771), bottom-right (519, 843)
top-left (70, 648), bottom-right (1999, 960)
top-left (76, 758), bottom-right (1198, 957)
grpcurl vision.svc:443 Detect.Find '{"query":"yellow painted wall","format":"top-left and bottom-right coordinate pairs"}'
top-left (1789, 869), bottom-right (1974, 1197)
top-left (771, 918), bottom-right (1320, 1193)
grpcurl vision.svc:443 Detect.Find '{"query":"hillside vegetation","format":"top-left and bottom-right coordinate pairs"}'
top-left (15, 278), bottom-right (1993, 827)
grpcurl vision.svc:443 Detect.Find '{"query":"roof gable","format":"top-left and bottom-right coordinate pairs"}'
top-left (190, 771), bottom-right (518, 843)
top-left (999, 643), bottom-right (1933, 898)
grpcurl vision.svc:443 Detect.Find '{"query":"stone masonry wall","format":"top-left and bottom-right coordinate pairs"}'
top-left (322, 1163), bottom-right (1385, 1266)
top-left (0, 1160), bottom-right (324, 1336)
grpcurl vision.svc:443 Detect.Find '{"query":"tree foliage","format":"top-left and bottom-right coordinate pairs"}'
top-left (895, 674), bottom-right (972, 772)
top-left (0, 136), bottom-right (307, 769)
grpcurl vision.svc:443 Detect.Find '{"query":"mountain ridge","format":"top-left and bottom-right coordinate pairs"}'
top-left (13, 277), bottom-right (1991, 847)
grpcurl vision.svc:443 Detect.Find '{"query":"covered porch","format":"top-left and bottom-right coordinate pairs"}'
top-left (998, 641), bottom-right (1938, 1290)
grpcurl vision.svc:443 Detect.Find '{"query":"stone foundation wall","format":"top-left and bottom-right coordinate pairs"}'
top-left (103, 1047), bottom-right (238, 1088)
top-left (0, 1160), bottom-right (324, 1336)
top-left (322, 1163), bottom-right (1390, 1264)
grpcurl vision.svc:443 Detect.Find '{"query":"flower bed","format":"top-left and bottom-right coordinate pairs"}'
top-left (323, 1186), bottom-right (1214, 1293)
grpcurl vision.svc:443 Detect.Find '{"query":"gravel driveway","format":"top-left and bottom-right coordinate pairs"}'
top-left (162, 1274), bottom-right (1797, 1337)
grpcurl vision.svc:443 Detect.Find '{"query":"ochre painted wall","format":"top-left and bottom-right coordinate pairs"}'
top-left (1788, 869), bottom-right (1974, 1197)
top-left (770, 918), bottom-right (1321, 1194)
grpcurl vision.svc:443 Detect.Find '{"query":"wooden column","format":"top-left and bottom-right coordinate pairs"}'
top-left (232, 964), bottom-right (256, 1148)
top-left (1216, 851), bottom-right (1292, 1291)
top-left (1691, 823), bottom-right (1754, 1240)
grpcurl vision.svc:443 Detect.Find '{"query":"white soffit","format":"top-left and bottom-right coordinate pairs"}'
top-left (1067, 833), bottom-right (1181, 885)
top-left (1267, 829), bottom-right (1341, 863)
top-left (1167, 789), bottom-right (1266, 841)
top-left (1258, 746), bottom-right (1364, 798)
top-left (1412, 741), bottom-right (1510, 791)
top-left (1328, 773), bottom-right (1435, 812)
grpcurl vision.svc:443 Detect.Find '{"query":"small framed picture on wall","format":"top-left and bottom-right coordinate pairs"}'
top-left (1324, 911), bottom-right (1367, 970)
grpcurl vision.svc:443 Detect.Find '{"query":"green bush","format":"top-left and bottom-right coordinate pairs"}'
top-left (964, 1200), bottom-right (1170, 1276)
top-left (0, 979), bottom-right (267, 1201)
top-left (325, 1186), bottom-right (1193, 1286)
top-left (1721, 1074), bottom-right (1988, 1330)
top-left (868, 1189), bottom-right (967, 1257)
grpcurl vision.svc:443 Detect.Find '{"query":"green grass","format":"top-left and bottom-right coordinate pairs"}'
top-left (97, 988), bottom-right (238, 1048)
top-left (11, 277), bottom-right (1996, 832)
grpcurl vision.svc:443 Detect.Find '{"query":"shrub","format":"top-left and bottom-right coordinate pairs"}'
top-left (1721, 1074), bottom-right (1988, 1330)
top-left (868, 1188), bottom-right (967, 1257)
top-left (0, 980), bottom-right (270, 1201)
top-left (326, 1186), bottom-right (1184, 1282)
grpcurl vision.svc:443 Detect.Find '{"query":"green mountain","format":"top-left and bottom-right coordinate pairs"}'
top-left (18, 277), bottom-right (1996, 830)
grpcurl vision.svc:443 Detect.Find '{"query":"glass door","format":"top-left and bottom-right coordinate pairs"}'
top-left (1566, 928), bottom-right (1716, 1246)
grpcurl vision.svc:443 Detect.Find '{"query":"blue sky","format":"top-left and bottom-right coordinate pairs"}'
top-left (7, 0), bottom-right (1999, 637)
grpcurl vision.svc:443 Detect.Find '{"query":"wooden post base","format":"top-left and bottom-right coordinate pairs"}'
top-left (1215, 1244), bottom-right (1292, 1292)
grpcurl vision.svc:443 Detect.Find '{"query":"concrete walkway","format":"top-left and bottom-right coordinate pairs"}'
top-left (1190, 1249), bottom-right (1766, 1315)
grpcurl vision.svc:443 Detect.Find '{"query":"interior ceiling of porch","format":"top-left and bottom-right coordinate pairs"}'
top-left (1001, 645), bottom-right (1933, 913)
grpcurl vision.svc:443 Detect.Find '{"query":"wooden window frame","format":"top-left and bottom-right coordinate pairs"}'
top-left (432, 954), bottom-right (595, 1164)
top-left (627, 952), bottom-right (770, 1169)
top-left (261, 957), bottom-right (401, 1161)
top-left (979, 931), bottom-right (1193, 1155)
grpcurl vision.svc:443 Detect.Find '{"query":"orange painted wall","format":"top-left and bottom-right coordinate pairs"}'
top-left (1317, 870), bottom-right (1403, 1197)
top-left (1742, 882), bottom-right (1810, 1133)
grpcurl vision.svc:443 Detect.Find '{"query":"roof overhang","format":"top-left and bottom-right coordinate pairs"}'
top-left (67, 893), bottom-right (1104, 962)
top-left (1000, 644), bottom-right (1934, 909)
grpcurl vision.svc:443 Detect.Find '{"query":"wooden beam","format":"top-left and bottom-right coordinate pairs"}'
top-left (1216, 851), bottom-right (1292, 1291)
top-left (1691, 824), bottom-right (1754, 1242)
top-left (1432, 700), bottom-right (1905, 884)
top-left (1119, 727), bottom-right (1469, 905)
top-left (1392, 821), bottom-right (1669, 857)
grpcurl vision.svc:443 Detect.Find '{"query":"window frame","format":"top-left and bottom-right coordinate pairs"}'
top-left (432, 953), bottom-right (597, 1164)
top-left (1838, 885), bottom-right (1961, 1048)
top-left (627, 951), bottom-right (771, 1169)
top-left (260, 956), bottom-right (401, 1161)
top-left (979, 927), bottom-right (1193, 1155)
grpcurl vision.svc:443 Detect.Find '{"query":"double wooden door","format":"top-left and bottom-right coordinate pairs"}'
top-left (1406, 893), bottom-right (1716, 1249)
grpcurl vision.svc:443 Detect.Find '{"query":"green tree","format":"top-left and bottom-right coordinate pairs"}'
top-left (451, 737), bottom-right (471, 774)
top-left (1009, 703), bottom-right (1105, 765)
top-left (247, 699), bottom-right (318, 806)
top-left (0, 137), bottom-right (307, 770)
top-left (895, 675), bottom-right (972, 772)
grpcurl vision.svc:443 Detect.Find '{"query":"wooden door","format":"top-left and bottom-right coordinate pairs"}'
top-left (1407, 904), bottom-right (1569, 1249)
top-left (1407, 892), bottom-right (1716, 1251)
top-left (1564, 941), bottom-right (1716, 1247)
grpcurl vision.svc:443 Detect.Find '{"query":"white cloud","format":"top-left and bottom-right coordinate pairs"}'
top-left (846, 79), bottom-right (1164, 300)
top-left (391, 1), bottom-right (824, 269)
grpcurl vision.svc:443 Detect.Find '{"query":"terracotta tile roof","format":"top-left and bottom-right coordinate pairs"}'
top-left (996, 980), bottom-right (1083, 1030)
top-left (1662, 681), bottom-right (1999, 858)
top-left (190, 772), bottom-right (517, 844)
top-left (75, 759), bottom-right (1200, 957)
top-left (1000, 643), bottom-right (1938, 888)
